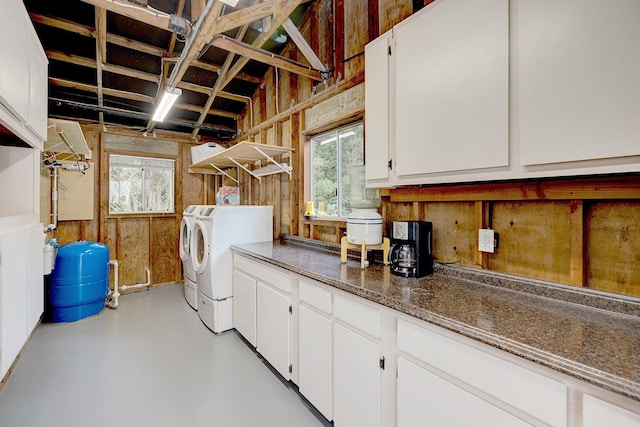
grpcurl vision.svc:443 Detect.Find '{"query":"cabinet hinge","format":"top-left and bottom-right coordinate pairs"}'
top-left (388, 45), bottom-right (392, 56)
top-left (289, 364), bottom-right (293, 374)
top-left (388, 159), bottom-right (393, 170)
top-left (288, 305), bottom-right (292, 314)
top-left (379, 356), bottom-right (385, 370)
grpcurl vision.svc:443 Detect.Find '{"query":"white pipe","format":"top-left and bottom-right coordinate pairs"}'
top-left (106, 260), bottom-right (120, 308)
top-left (119, 267), bottom-right (151, 292)
top-left (44, 166), bottom-right (60, 232)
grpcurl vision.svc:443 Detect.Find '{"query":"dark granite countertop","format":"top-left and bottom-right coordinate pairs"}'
top-left (231, 236), bottom-right (640, 402)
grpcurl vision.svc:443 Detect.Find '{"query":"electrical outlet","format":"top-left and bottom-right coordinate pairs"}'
top-left (478, 229), bottom-right (495, 253)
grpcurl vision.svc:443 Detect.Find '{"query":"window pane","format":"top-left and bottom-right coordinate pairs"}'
top-left (312, 133), bottom-right (338, 216)
top-left (339, 124), bottom-right (364, 216)
top-left (109, 154), bottom-right (174, 214)
top-left (310, 122), bottom-right (363, 218)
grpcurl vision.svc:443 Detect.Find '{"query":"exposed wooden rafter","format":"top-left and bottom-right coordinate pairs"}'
top-left (80, 0), bottom-right (186, 33)
top-left (210, 35), bottom-right (323, 81)
top-left (48, 77), bottom-right (238, 120)
top-left (30, 13), bottom-right (260, 83)
top-left (282, 18), bottom-right (327, 71)
top-left (95, 7), bottom-right (107, 128)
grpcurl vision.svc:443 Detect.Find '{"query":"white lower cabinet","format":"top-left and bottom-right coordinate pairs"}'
top-left (334, 323), bottom-right (381, 427)
top-left (256, 282), bottom-right (291, 380)
top-left (298, 279), bottom-right (333, 420)
top-left (333, 294), bottom-right (383, 427)
top-left (233, 254), bottom-right (291, 380)
top-left (233, 253), bottom-right (640, 427)
top-left (232, 269), bottom-right (256, 346)
top-left (583, 394), bottom-right (640, 427)
top-left (397, 357), bottom-right (528, 427)
top-left (397, 318), bottom-right (567, 426)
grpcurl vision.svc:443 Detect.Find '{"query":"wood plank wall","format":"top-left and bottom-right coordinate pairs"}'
top-left (43, 127), bottom-right (202, 291)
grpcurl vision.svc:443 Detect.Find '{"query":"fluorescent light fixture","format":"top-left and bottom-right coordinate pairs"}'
top-left (219, 0), bottom-right (239, 6)
top-left (152, 87), bottom-right (182, 122)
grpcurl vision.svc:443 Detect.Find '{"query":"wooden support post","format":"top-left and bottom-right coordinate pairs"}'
top-left (569, 200), bottom-right (585, 286)
top-left (334, 0), bottom-right (345, 79)
top-left (368, 0), bottom-right (379, 42)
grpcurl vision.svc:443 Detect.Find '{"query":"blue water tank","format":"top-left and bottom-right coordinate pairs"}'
top-left (49, 241), bottom-right (110, 322)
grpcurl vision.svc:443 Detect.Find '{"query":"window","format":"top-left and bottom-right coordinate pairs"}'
top-left (109, 154), bottom-right (175, 214)
top-left (310, 122), bottom-right (364, 217)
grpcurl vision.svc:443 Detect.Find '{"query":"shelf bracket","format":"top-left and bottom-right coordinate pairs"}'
top-left (207, 163), bottom-right (238, 184)
top-left (226, 156), bottom-right (262, 182)
top-left (251, 146), bottom-right (293, 180)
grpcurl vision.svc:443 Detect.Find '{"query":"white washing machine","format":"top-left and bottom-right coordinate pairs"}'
top-left (179, 205), bottom-right (210, 310)
top-left (192, 205), bottom-right (273, 333)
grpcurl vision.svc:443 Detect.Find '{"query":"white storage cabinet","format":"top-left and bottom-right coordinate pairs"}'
top-left (397, 318), bottom-right (567, 426)
top-left (0, 0), bottom-right (48, 148)
top-left (232, 265), bottom-right (257, 347)
top-left (297, 279), bottom-right (333, 421)
top-left (233, 254), bottom-right (292, 380)
top-left (333, 293), bottom-right (383, 427)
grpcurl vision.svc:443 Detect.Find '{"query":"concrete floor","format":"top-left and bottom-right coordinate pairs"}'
top-left (0, 284), bottom-right (327, 427)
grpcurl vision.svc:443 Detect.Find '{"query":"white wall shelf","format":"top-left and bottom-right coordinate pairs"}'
top-left (45, 119), bottom-right (91, 161)
top-left (188, 141), bottom-right (294, 183)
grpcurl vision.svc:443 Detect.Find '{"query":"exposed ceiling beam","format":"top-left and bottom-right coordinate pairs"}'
top-left (191, 0), bottom-right (206, 22)
top-left (31, 13), bottom-right (260, 84)
top-left (176, 81), bottom-right (249, 104)
top-left (220, 0), bottom-right (307, 90)
top-left (50, 96), bottom-right (234, 133)
top-left (282, 18), bottom-right (326, 72)
top-left (190, 0), bottom-right (259, 139)
top-left (46, 50), bottom-right (159, 83)
top-left (48, 77), bottom-right (235, 119)
top-left (167, 1), bottom-right (225, 88)
top-left (213, 2), bottom-right (276, 35)
top-left (211, 35), bottom-right (322, 81)
top-left (80, 0), bottom-right (188, 33)
top-left (29, 13), bottom-right (94, 37)
top-left (95, 7), bottom-right (107, 128)
top-left (148, 0), bottom-right (187, 134)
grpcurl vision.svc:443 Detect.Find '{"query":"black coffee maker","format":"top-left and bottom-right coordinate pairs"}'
top-left (389, 221), bottom-right (433, 278)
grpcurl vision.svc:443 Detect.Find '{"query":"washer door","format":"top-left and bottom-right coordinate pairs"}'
top-left (179, 216), bottom-right (191, 262)
top-left (192, 220), bottom-right (209, 275)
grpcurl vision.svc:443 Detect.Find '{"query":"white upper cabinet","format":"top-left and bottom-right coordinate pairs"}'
top-left (0, 0), bottom-right (30, 122)
top-left (516, 0), bottom-right (640, 166)
top-left (0, 0), bottom-right (48, 149)
top-left (28, 33), bottom-right (49, 142)
top-left (364, 0), bottom-right (640, 186)
top-left (394, 0), bottom-right (509, 177)
top-left (364, 30), bottom-right (393, 184)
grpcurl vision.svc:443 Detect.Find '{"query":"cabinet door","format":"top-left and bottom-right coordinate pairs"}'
top-left (517, 0), bottom-right (640, 166)
top-left (583, 394), bottom-right (640, 427)
top-left (298, 305), bottom-right (332, 421)
top-left (394, 0), bottom-right (508, 176)
top-left (333, 323), bottom-right (380, 427)
top-left (0, 226), bottom-right (29, 378)
top-left (364, 30), bottom-right (393, 184)
top-left (256, 282), bottom-right (290, 379)
top-left (233, 269), bottom-right (257, 347)
top-left (26, 223), bottom-right (44, 333)
top-left (397, 357), bottom-right (528, 427)
top-left (0, 0), bottom-right (30, 122)
top-left (27, 34), bottom-right (48, 144)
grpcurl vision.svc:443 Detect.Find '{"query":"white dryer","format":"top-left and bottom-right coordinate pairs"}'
top-left (192, 205), bottom-right (273, 333)
top-left (179, 205), bottom-right (209, 309)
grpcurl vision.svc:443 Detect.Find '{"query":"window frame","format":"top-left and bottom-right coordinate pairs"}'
top-left (308, 121), bottom-right (364, 219)
top-left (108, 153), bottom-right (176, 215)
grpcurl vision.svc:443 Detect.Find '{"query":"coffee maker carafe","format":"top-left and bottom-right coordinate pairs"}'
top-left (389, 221), bottom-right (433, 277)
